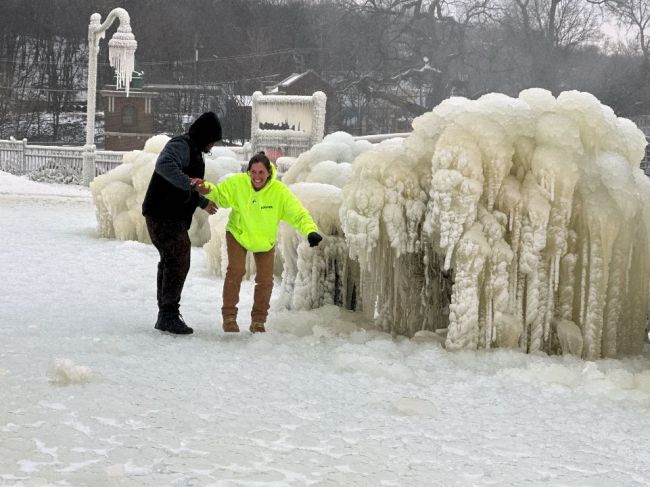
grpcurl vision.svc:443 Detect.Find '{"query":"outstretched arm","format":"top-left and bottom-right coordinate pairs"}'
top-left (282, 188), bottom-right (319, 239)
top-left (199, 179), bottom-right (235, 209)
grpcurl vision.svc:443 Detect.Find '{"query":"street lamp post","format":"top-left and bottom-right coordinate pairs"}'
top-left (83, 8), bottom-right (137, 185)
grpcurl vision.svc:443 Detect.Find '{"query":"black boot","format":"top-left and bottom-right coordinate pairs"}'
top-left (154, 310), bottom-right (165, 330)
top-left (156, 311), bottom-right (193, 335)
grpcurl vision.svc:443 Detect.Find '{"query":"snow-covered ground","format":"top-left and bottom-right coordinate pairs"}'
top-left (2, 171), bottom-right (650, 486)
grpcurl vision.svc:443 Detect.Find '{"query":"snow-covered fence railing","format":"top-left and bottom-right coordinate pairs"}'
top-left (0, 137), bottom-right (125, 178)
top-left (353, 133), bottom-right (409, 143)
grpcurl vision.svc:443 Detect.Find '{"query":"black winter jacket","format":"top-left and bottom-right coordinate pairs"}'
top-left (142, 112), bottom-right (222, 226)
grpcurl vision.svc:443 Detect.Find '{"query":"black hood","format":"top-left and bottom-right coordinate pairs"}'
top-left (188, 111), bottom-right (222, 150)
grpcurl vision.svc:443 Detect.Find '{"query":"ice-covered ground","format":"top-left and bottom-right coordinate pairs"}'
top-left (2, 171), bottom-right (650, 486)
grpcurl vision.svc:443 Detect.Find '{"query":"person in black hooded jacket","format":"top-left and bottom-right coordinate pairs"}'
top-left (142, 111), bottom-right (221, 334)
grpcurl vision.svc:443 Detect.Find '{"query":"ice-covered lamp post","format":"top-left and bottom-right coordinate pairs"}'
top-left (83, 8), bottom-right (137, 185)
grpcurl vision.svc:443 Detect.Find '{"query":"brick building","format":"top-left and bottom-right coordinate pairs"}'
top-left (100, 85), bottom-right (158, 151)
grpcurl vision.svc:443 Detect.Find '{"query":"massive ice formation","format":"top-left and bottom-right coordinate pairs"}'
top-left (90, 91), bottom-right (649, 359)
top-left (90, 136), bottom-right (241, 246)
top-left (340, 89), bottom-right (650, 359)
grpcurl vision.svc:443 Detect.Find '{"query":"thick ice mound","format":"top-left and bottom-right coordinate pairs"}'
top-left (340, 88), bottom-right (650, 359)
top-left (282, 131), bottom-right (371, 188)
top-left (90, 136), bottom-right (242, 246)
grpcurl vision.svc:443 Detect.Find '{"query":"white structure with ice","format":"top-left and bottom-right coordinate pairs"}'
top-left (250, 91), bottom-right (327, 157)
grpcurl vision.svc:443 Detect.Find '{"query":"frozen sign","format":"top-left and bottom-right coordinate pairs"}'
top-left (250, 91), bottom-right (326, 158)
top-left (257, 102), bottom-right (312, 133)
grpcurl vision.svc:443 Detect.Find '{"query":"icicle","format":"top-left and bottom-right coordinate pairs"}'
top-left (550, 174), bottom-right (555, 202)
top-left (626, 242), bottom-right (633, 294)
top-left (488, 170), bottom-right (496, 211)
top-left (508, 206), bottom-right (520, 311)
top-left (509, 265), bottom-right (517, 312)
top-left (520, 274), bottom-right (527, 350)
top-left (444, 245), bottom-right (453, 271)
top-left (486, 295), bottom-right (493, 348)
top-left (108, 28), bottom-right (137, 96)
top-left (583, 239), bottom-right (604, 360)
top-left (579, 238), bottom-right (588, 327)
top-left (544, 262), bottom-right (554, 345)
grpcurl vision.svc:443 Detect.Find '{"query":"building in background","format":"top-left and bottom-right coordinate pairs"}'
top-left (100, 73), bottom-right (157, 151)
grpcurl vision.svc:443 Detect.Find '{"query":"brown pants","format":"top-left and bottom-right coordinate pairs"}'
top-left (222, 232), bottom-right (275, 324)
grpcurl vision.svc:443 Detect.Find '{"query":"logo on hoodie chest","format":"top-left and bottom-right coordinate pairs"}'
top-left (251, 198), bottom-right (272, 210)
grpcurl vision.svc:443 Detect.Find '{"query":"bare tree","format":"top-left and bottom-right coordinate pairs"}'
top-left (590, 1), bottom-right (650, 64)
top-left (495, 0), bottom-right (601, 91)
top-left (331, 0), bottom-right (492, 133)
top-left (2, 0), bottom-right (649, 142)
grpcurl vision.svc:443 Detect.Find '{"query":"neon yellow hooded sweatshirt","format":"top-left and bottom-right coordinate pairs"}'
top-left (203, 167), bottom-right (318, 252)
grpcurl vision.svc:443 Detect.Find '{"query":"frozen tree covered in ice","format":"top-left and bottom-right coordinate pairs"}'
top-left (90, 136), bottom-right (241, 246)
top-left (340, 89), bottom-right (650, 359)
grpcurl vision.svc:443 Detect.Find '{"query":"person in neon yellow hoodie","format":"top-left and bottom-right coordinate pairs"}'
top-left (196, 151), bottom-right (322, 334)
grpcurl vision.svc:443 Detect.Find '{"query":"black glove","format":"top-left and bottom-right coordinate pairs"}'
top-left (307, 232), bottom-right (323, 247)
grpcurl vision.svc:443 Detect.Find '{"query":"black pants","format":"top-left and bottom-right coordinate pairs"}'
top-left (145, 217), bottom-right (191, 313)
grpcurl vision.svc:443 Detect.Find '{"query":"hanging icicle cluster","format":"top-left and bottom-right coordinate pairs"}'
top-left (340, 88), bottom-right (650, 359)
top-left (106, 11), bottom-right (137, 96)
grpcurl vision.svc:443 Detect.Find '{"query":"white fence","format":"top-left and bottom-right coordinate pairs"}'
top-left (0, 137), bottom-right (125, 179)
top-left (353, 133), bottom-right (409, 143)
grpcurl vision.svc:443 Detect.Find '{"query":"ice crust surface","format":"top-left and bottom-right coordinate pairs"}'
top-left (2, 172), bottom-right (650, 485)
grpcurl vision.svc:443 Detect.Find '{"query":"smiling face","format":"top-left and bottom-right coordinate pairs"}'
top-left (249, 162), bottom-right (270, 190)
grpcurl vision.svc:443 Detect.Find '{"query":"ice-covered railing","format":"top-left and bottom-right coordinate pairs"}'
top-left (340, 88), bottom-right (650, 359)
top-left (0, 137), bottom-right (124, 182)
